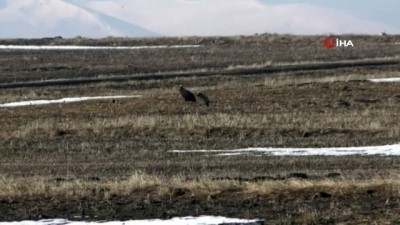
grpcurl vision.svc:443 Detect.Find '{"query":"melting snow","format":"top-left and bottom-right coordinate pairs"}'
top-left (171, 143), bottom-right (400, 156)
top-left (0, 45), bottom-right (201, 50)
top-left (369, 77), bottom-right (400, 82)
top-left (0, 96), bottom-right (141, 108)
top-left (0, 216), bottom-right (263, 225)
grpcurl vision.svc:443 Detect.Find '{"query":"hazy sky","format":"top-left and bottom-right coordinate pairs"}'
top-left (0, 0), bottom-right (399, 38)
top-left (83, 0), bottom-right (400, 35)
top-left (261, 0), bottom-right (400, 29)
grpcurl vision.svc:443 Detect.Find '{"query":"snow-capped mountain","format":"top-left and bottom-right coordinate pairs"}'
top-left (0, 0), bottom-right (157, 38)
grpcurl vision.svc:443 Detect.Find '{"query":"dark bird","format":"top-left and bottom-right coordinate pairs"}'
top-left (196, 93), bottom-right (209, 107)
top-left (179, 85), bottom-right (196, 102)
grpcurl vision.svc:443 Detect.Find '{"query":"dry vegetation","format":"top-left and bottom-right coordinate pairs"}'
top-left (2, 172), bottom-right (400, 202)
top-left (1, 35), bottom-right (400, 223)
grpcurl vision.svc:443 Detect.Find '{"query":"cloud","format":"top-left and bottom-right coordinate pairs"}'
top-left (86, 0), bottom-right (400, 36)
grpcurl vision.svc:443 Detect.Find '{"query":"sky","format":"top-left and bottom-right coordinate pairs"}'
top-left (261, 0), bottom-right (400, 30)
top-left (0, 0), bottom-right (399, 38)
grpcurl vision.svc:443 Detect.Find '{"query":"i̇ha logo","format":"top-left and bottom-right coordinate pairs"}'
top-left (324, 37), bottom-right (354, 49)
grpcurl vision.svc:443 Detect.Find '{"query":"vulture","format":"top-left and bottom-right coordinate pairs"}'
top-left (179, 85), bottom-right (196, 102)
top-left (196, 93), bottom-right (209, 107)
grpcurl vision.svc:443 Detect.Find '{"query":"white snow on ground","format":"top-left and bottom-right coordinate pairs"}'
top-left (171, 143), bottom-right (400, 156)
top-left (369, 77), bottom-right (400, 82)
top-left (0, 45), bottom-right (201, 50)
top-left (0, 96), bottom-right (141, 108)
top-left (0, 216), bottom-right (263, 225)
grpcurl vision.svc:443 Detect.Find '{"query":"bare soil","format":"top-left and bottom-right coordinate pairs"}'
top-left (2, 188), bottom-right (400, 224)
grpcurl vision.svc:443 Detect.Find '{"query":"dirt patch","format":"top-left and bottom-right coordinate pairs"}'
top-left (0, 187), bottom-right (399, 224)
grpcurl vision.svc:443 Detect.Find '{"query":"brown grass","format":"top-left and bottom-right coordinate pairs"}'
top-left (1, 172), bottom-right (399, 201)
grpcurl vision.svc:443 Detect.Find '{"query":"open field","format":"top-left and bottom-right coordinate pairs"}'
top-left (1, 35), bottom-right (400, 224)
top-left (1, 35), bottom-right (399, 84)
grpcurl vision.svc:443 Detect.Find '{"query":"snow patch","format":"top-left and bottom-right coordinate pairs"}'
top-left (369, 77), bottom-right (400, 83)
top-left (0, 95), bottom-right (141, 108)
top-left (0, 216), bottom-right (263, 225)
top-left (0, 45), bottom-right (201, 50)
top-left (171, 143), bottom-right (400, 156)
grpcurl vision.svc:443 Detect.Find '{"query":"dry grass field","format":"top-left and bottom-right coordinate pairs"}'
top-left (1, 35), bottom-right (400, 224)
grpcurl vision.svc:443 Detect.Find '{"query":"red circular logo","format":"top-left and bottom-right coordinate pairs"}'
top-left (324, 37), bottom-right (336, 49)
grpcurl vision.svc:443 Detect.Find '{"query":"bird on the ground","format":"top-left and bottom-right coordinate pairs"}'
top-left (196, 93), bottom-right (209, 107)
top-left (179, 85), bottom-right (196, 102)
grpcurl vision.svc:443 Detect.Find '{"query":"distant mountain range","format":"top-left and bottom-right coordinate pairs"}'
top-left (0, 0), bottom-right (398, 38)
